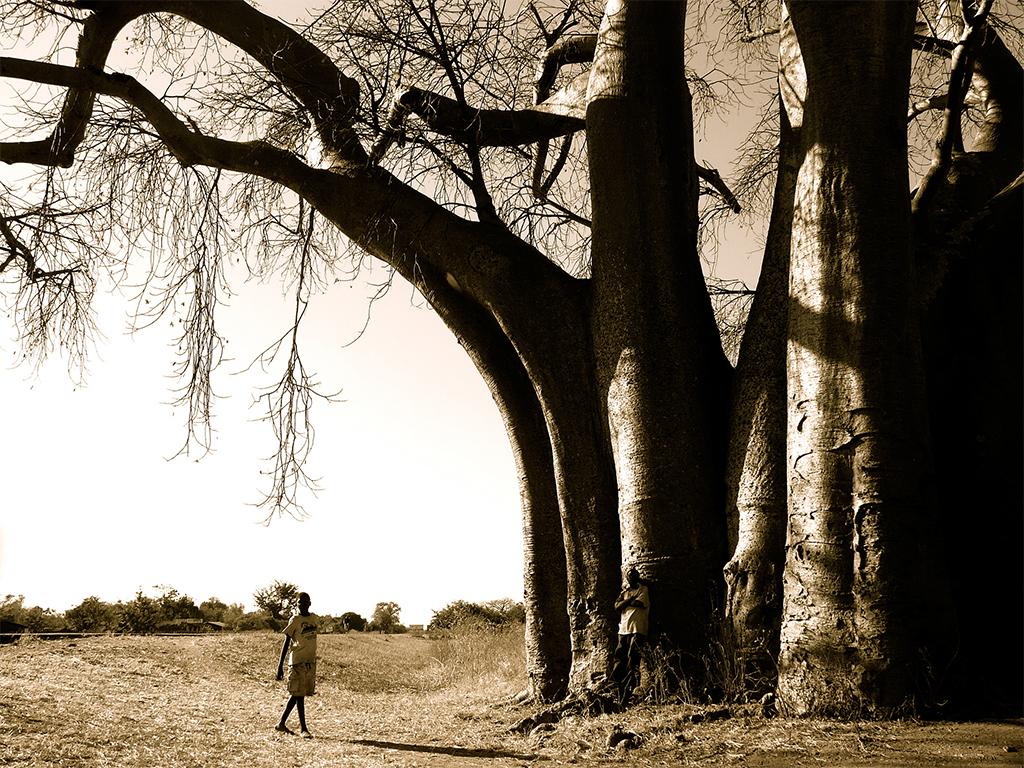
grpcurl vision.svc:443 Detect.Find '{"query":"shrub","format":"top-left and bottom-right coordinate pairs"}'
top-left (234, 611), bottom-right (273, 631)
top-left (155, 586), bottom-right (201, 620)
top-left (341, 611), bottom-right (367, 631)
top-left (18, 605), bottom-right (66, 633)
top-left (428, 599), bottom-right (525, 631)
top-left (117, 592), bottom-right (164, 634)
top-left (221, 603), bottom-right (247, 628)
top-left (199, 598), bottom-right (229, 622)
top-left (1, 595), bottom-right (67, 632)
top-left (66, 596), bottom-right (119, 632)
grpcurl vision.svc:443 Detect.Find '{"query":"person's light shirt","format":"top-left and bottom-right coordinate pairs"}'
top-left (618, 584), bottom-right (649, 635)
top-left (283, 613), bottom-right (318, 664)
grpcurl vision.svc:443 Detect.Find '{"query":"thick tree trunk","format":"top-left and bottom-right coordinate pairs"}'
top-left (526, 330), bottom-right (620, 697)
top-left (779, 0), bottom-right (947, 715)
top-left (586, 0), bottom-right (730, 677)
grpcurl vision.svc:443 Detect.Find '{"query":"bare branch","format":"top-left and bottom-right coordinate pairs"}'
top-left (368, 84), bottom-right (584, 164)
top-left (913, 0), bottom-right (996, 214)
top-left (533, 34), bottom-right (597, 105)
top-left (530, 34), bottom-right (595, 200)
top-left (739, 27), bottom-right (779, 43)
top-left (908, 93), bottom-right (949, 121)
top-left (696, 164), bottom-right (742, 214)
top-left (0, 0), bottom-right (365, 167)
top-left (255, 207), bottom-right (339, 520)
top-left (0, 57), bottom-right (318, 186)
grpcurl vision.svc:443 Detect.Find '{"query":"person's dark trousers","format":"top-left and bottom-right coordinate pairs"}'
top-left (611, 632), bottom-right (645, 704)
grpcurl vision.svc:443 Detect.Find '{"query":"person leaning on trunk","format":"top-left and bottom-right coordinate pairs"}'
top-left (611, 567), bottom-right (649, 705)
top-left (275, 591), bottom-right (317, 738)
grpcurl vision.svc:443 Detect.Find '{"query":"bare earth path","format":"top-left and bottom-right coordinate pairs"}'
top-left (0, 633), bottom-right (1020, 767)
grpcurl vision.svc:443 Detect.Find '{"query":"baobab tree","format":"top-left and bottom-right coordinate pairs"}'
top-left (1, 0), bottom-right (1019, 714)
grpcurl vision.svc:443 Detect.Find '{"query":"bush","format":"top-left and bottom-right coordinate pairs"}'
top-left (221, 603), bottom-right (247, 628)
top-left (65, 596), bottom-right (119, 632)
top-left (341, 611), bottom-right (367, 631)
top-left (152, 586), bottom-right (200, 620)
top-left (1, 595), bottom-right (66, 632)
top-left (234, 611), bottom-right (273, 631)
top-left (428, 599), bottom-right (525, 631)
top-left (116, 591), bottom-right (163, 634)
top-left (199, 598), bottom-right (229, 622)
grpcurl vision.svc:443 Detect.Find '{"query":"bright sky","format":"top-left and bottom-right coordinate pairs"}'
top-left (0, 266), bottom-right (526, 626)
top-left (0, 1), bottom-right (765, 628)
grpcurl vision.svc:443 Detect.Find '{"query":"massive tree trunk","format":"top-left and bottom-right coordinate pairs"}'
top-left (522, 312), bottom-right (620, 697)
top-left (778, 0), bottom-right (950, 715)
top-left (585, 0), bottom-right (730, 678)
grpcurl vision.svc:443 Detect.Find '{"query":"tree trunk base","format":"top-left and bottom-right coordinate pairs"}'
top-left (510, 689), bottom-right (622, 734)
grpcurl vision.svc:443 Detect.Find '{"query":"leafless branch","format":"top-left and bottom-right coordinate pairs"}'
top-left (368, 84), bottom-right (583, 163)
top-left (697, 165), bottom-right (742, 214)
top-left (740, 27), bottom-right (779, 43)
top-left (255, 206), bottom-right (339, 520)
top-left (913, 0), bottom-right (996, 214)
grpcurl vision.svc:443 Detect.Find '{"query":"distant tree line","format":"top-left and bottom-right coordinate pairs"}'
top-left (2, 587), bottom-right (525, 637)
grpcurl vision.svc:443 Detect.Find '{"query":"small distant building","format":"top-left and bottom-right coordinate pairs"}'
top-left (157, 619), bottom-right (228, 633)
top-left (0, 619), bottom-right (27, 643)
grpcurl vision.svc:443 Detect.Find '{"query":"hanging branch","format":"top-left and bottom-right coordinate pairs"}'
top-left (254, 206), bottom-right (339, 520)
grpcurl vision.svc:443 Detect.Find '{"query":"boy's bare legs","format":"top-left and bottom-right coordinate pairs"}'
top-left (296, 698), bottom-right (311, 737)
top-left (277, 696), bottom-right (299, 734)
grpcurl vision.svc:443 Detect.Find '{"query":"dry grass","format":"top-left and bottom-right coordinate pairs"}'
top-left (1, 631), bottom-right (1020, 767)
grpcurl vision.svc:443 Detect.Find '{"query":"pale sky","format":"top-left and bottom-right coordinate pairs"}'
top-left (0, 1), bottom-right (765, 627)
top-left (0, 267), bottom-right (526, 626)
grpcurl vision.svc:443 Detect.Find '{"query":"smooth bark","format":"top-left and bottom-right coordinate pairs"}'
top-left (586, 0), bottom-right (730, 674)
top-left (780, 0), bottom-right (944, 715)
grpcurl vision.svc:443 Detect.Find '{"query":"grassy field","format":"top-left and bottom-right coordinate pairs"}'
top-left (0, 630), bottom-right (1020, 767)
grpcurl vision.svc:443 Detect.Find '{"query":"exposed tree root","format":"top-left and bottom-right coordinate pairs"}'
top-left (510, 688), bottom-right (622, 734)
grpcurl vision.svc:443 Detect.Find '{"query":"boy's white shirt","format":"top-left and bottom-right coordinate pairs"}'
top-left (283, 612), bottom-right (318, 664)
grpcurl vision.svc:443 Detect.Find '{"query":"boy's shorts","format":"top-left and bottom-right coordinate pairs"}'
top-left (288, 661), bottom-right (316, 696)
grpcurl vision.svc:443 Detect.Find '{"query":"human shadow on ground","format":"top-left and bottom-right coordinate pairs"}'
top-left (350, 739), bottom-right (540, 760)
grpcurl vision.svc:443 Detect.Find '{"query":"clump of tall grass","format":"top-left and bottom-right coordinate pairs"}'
top-left (429, 621), bottom-right (526, 693)
top-left (636, 614), bottom-right (776, 706)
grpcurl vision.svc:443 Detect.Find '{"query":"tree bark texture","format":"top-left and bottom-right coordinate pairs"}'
top-left (415, 266), bottom-right (572, 702)
top-left (780, 0), bottom-right (947, 715)
top-left (585, 0), bottom-right (730, 675)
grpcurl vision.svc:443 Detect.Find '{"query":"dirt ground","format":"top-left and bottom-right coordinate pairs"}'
top-left (0, 632), bottom-right (1020, 767)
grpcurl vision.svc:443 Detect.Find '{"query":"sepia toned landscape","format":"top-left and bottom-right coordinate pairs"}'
top-left (1, 631), bottom-right (1021, 767)
top-left (2, 0), bottom-right (1021, 764)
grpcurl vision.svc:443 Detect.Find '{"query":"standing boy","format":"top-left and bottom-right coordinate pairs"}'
top-left (275, 591), bottom-right (317, 738)
top-left (611, 567), bottom-right (649, 704)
